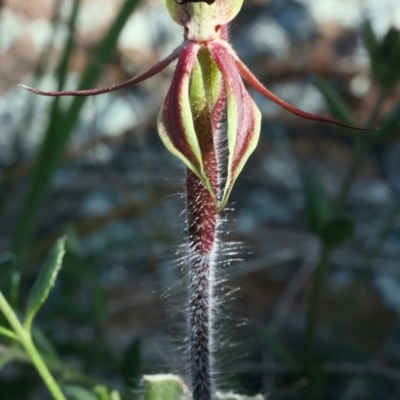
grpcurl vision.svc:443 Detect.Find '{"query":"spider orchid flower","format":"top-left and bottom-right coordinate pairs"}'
top-left (20, 0), bottom-right (368, 212)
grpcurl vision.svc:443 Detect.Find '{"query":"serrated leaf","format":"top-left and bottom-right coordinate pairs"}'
top-left (320, 218), bottom-right (354, 248)
top-left (121, 337), bottom-right (141, 390)
top-left (311, 76), bottom-right (354, 126)
top-left (304, 174), bottom-right (333, 235)
top-left (25, 237), bottom-right (66, 330)
top-left (260, 329), bottom-right (299, 369)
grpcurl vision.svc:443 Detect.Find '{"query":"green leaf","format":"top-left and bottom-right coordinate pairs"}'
top-left (0, 327), bottom-right (18, 341)
top-left (304, 174), bottom-right (333, 235)
top-left (311, 76), bottom-right (354, 126)
top-left (380, 27), bottom-right (400, 60)
top-left (121, 337), bottom-right (141, 389)
top-left (11, 0), bottom-right (142, 266)
top-left (260, 329), bottom-right (299, 369)
top-left (63, 385), bottom-right (97, 400)
top-left (11, 0), bottom-right (81, 264)
top-left (375, 102), bottom-right (400, 140)
top-left (379, 27), bottom-right (400, 87)
top-left (109, 391), bottom-right (121, 400)
top-left (362, 20), bottom-right (382, 84)
top-left (320, 218), bottom-right (354, 248)
top-left (94, 385), bottom-right (110, 400)
top-left (94, 386), bottom-right (121, 400)
top-left (143, 375), bottom-right (188, 400)
top-left (25, 237), bottom-right (66, 330)
top-left (90, 279), bottom-right (107, 324)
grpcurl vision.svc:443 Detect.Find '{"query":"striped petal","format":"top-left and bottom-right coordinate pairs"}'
top-left (158, 43), bottom-right (217, 203)
top-left (209, 42), bottom-right (261, 211)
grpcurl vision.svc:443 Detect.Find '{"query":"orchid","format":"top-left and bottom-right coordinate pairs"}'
top-left (20, 0), bottom-right (365, 212)
top-left (20, 1), bottom-right (368, 399)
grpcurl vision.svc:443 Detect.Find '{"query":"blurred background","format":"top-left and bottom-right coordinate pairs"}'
top-left (0, 0), bottom-right (400, 399)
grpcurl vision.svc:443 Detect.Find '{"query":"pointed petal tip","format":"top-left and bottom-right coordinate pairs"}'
top-left (216, 41), bottom-right (377, 133)
top-left (19, 42), bottom-right (187, 97)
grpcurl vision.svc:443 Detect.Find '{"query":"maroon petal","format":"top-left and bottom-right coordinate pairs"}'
top-left (216, 41), bottom-right (375, 132)
top-left (208, 42), bottom-right (261, 210)
top-left (158, 43), bottom-right (217, 203)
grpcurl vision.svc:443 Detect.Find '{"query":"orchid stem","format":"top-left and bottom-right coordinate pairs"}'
top-left (187, 169), bottom-right (218, 400)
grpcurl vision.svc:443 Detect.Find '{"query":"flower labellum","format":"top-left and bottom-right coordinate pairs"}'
top-left (20, 0), bottom-right (370, 212)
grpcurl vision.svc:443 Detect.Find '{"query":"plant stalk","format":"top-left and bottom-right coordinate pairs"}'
top-left (0, 292), bottom-right (67, 400)
top-left (301, 247), bottom-right (330, 368)
top-left (187, 169), bottom-right (218, 400)
top-left (300, 89), bottom-right (388, 397)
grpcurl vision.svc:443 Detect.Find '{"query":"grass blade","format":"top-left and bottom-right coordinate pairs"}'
top-left (11, 0), bottom-right (141, 268)
top-left (311, 75), bottom-right (354, 126)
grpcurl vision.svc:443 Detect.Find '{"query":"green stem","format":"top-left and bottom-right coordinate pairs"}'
top-left (333, 140), bottom-right (366, 213)
top-left (301, 247), bottom-right (330, 368)
top-left (329, 198), bottom-right (400, 353)
top-left (0, 292), bottom-right (67, 400)
top-left (0, 343), bottom-right (101, 388)
top-left (334, 87), bottom-right (386, 213)
top-left (300, 88), bottom-right (388, 397)
top-left (0, 326), bottom-right (19, 341)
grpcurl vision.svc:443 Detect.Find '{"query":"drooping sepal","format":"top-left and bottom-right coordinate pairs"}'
top-left (217, 40), bottom-right (375, 132)
top-left (158, 43), bottom-right (217, 204)
top-left (209, 42), bottom-right (262, 211)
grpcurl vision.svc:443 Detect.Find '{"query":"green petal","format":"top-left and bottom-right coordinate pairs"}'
top-left (157, 43), bottom-right (217, 204)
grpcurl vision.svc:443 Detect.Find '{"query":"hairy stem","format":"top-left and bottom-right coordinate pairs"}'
top-left (187, 169), bottom-right (218, 400)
